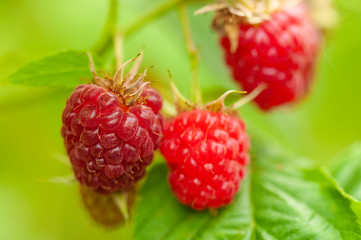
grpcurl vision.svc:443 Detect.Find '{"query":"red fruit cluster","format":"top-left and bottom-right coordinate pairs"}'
top-left (221, 3), bottom-right (321, 110)
top-left (160, 109), bottom-right (250, 210)
top-left (61, 84), bottom-right (163, 193)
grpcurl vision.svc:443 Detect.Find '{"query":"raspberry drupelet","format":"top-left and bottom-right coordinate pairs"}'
top-left (61, 54), bottom-right (163, 193)
top-left (161, 109), bottom-right (249, 210)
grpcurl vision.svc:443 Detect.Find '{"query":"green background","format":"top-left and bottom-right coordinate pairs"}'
top-left (0, 0), bottom-right (360, 239)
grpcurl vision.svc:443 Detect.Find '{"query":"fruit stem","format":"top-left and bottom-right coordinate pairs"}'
top-left (92, 0), bottom-right (118, 56)
top-left (114, 30), bottom-right (124, 69)
top-left (178, 3), bottom-right (202, 105)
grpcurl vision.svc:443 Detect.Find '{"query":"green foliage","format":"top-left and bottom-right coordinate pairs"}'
top-left (134, 139), bottom-right (361, 240)
top-left (330, 142), bottom-right (361, 201)
top-left (2, 50), bottom-right (92, 89)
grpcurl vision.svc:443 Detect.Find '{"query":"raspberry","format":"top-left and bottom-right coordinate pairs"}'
top-left (79, 185), bottom-right (136, 227)
top-left (140, 87), bottom-right (164, 148)
top-left (61, 84), bottom-right (163, 193)
top-left (160, 109), bottom-right (250, 210)
top-left (220, 3), bottom-right (322, 110)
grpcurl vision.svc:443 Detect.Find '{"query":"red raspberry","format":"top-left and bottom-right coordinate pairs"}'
top-left (220, 3), bottom-right (322, 110)
top-left (160, 109), bottom-right (250, 210)
top-left (140, 87), bottom-right (164, 148)
top-left (61, 84), bottom-right (163, 193)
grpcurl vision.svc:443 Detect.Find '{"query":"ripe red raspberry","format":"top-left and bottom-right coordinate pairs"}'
top-left (62, 84), bottom-right (163, 193)
top-left (61, 55), bottom-right (163, 193)
top-left (160, 109), bottom-right (250, 210)
top-left (219, 3), bottom-right (322, 110)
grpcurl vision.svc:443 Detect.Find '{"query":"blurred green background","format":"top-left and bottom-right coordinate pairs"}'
top-left (0, 0), bottom-right (360, 239)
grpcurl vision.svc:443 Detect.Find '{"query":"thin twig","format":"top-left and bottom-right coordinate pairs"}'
top-left (94, 0), bottom-right (190, 57)
top-left (92, 0), bottom-right (118, 56)
top-left (114, 30), bottom-right (124, 69)
top-left (123, 0), bottom-right (187, 36)
top-left (178, 3), bottom-right (202, 104)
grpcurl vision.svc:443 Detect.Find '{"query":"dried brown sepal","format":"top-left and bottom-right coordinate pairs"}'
top-left (168, 77), bottom-right (264, 114)
top-left (205, 90), bottom-right (246, 112)
top-left (87, 52), bottom-right (152, 107)
top-left (195, 0), bottom-right (301, 52)
top-left (196, 0), bottom-right (301, 22)
top-left (87, 52), bottom-right (112, 89)
top-left (79, 185), bottom-right (136, 228)
top-left (112, 55), bottom-right (140, 92)
top-left (124, 81), bottom-right (151, 106)
top-left (206, 83), bottom-right (266, 113)
top-left (228, 83), bottom-right (267, 111)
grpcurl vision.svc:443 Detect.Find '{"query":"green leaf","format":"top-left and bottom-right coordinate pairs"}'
top-left (330, 142), bottom-right (361, 201)
top-left (134, 140), bottom-right (361, 240)
top-left (2, 50), bottom-right (94, 88)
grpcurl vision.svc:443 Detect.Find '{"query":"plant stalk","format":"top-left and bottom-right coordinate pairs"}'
top-left (123, 0), bottom-right (188, 36)
top-left (93, 0), bottom-right (192, 57)
top-left (178, 3), bottom-right (202, 104)
top-left (114, 30), bottom-right (124, 69)
top-left (92, 0), bottom-right (118, 56)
